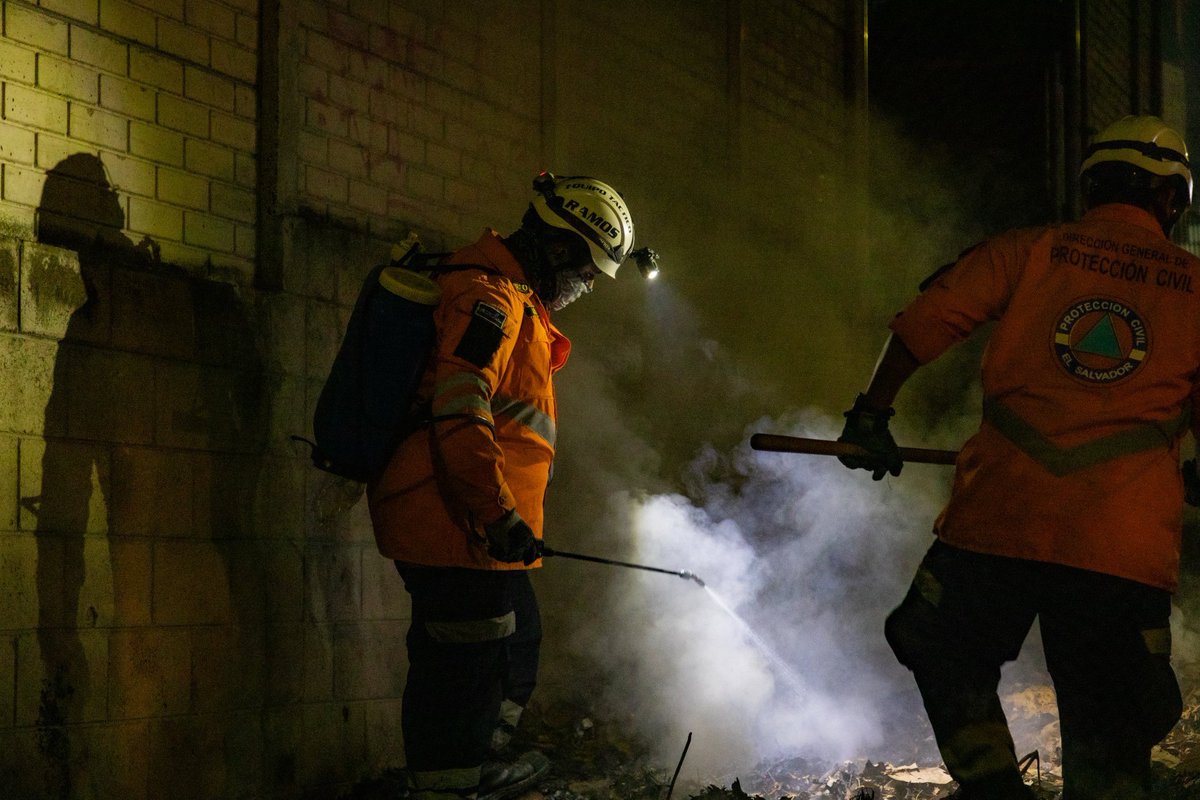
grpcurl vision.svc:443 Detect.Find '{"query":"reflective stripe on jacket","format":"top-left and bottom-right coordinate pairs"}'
top-left (890, 204), bottom-right (1200, 590)
top-left (367, 230), bottom-right (571, 569)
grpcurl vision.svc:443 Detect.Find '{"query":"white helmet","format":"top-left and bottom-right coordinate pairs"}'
top-left (529, 173), bottom-right (635, 277)
top-left (1080, 115), bottom-right (1192, 206)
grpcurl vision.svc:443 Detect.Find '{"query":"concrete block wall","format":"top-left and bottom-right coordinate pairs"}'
top-left (0, 1), bottom-right (398, 798)
top-left (0, 0), bottom-right (259, 281)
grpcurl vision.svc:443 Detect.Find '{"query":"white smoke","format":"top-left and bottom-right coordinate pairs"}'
top-left (557, 405), bottom-right (963, 779)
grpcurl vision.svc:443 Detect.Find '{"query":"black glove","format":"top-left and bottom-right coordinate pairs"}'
top-left (838, 394), bottom-right (903, 480)
top-left (483, 509), bottom-right (542, 565)
top-left (1185, 459), bottom-right (1200, 508)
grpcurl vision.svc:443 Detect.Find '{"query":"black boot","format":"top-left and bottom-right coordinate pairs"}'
top-left (477, 751), bottom-right (550, 800)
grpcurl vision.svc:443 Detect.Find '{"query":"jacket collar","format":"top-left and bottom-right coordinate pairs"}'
top-left (1082, 203), bottom-right (1165, 239)
top-left (465, 229), bottom-right (558, 320)
top-left (469, 229), bottom-right (533, 284)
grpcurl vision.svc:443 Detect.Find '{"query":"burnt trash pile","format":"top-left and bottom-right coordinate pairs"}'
top-left (339, 673), bottom-right (1200, 800)
top-left (504, 699), bottom-right (678, 800)
top-left (506, 678), bottom-right (1200, 800)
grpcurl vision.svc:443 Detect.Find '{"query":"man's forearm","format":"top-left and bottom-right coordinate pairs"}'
top-left (859, 333), bottom-right (921, 410)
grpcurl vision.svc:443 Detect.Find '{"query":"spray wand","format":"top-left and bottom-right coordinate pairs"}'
top-left (541, 546), bottom-right (705, 586)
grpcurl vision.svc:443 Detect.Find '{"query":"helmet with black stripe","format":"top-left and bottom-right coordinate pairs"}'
top-left (1080, 115), bottom-right (1191, 201)
top-left (1080, 116), bottom-right (1191, 235)
top-left (528, 172), bottom-right (635, 278)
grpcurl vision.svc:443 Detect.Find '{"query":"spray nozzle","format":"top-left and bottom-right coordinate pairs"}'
top-left (630, 247), bottom-right (660, 280)
top-left (678, 570), bottom-right (705, 587)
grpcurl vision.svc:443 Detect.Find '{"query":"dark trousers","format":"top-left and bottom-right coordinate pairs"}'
top-left (397, 564), bottom-right (542, 774)
top-left (501, 569), bottom-right (541, 707)
top-left (886, 541), bottom-right (1180, 800)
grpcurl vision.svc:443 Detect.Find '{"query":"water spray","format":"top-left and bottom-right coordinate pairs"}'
top-left (543, 544), bottom-right (809, 698)
top-left (541, 546), bottom-right (705, 586)
top-left (701, 582), bottom-right (809, 700)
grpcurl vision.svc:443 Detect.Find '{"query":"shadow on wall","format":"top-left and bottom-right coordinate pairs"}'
top-left (26, 153), bottom-right (275, 798)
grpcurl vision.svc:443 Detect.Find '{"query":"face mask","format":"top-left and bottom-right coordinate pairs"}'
top-left (547, 269), bottom-right (593, 311)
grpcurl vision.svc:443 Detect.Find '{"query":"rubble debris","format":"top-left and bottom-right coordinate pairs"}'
top-left (338, 666), bottom-right (1200, 800)
top-left (885, 765), bottom-right (951, 784)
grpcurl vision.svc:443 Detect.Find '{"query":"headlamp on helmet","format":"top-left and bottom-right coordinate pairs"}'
top-left (631, 247), bottom-right (660, 280)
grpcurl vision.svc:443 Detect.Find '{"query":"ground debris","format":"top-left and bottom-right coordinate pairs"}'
top-left (513, 699), bottom-right (671, 800)
top-left (338, 665), bottom-right (1200, 800)
top-left (737, 756), bottom-right (958, 800)
top-left (688, 777), bottom-right (790, 799)
top-left (511, 701), bottom-right (971, 800)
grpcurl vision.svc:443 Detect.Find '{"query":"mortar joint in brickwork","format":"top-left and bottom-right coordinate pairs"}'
top-left (31, 5), bottom-right (257, 90)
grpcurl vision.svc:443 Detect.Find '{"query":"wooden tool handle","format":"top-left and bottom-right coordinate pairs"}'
top-left (750, 433), bottom-right (959, 465)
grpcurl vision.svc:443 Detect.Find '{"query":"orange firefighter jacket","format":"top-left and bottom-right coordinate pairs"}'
top-left (890, 204), bottom-right (1200, 591)
top-left (368, 230), bottom-right (571, 569)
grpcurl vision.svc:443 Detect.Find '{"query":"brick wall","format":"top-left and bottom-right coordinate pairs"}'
top-left (1084, 0), bottom-right (1160, 132)
top-left (0, 0), bottom-right (283, 796)
top-left (1087, 0), bottom-right (1135, 129)
top-left (281, 0), bottom-right (543, 248)
top-left (0, 0), bottom-right (258, 279)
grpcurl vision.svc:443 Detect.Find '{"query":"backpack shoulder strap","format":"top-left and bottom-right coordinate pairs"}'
top-left (425, 261), bottom-right (503, 277)
top-left (404, 250), bottom-right (507, 282)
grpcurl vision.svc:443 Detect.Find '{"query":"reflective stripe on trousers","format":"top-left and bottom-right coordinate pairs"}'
top-left (425, 612), bottom-right (516, 643)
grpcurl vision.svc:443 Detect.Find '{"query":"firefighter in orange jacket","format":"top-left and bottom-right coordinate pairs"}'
top-left (369, 174), bottom-right (639, 800)
top-left (839, 117), bottom-right (1195, 800)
